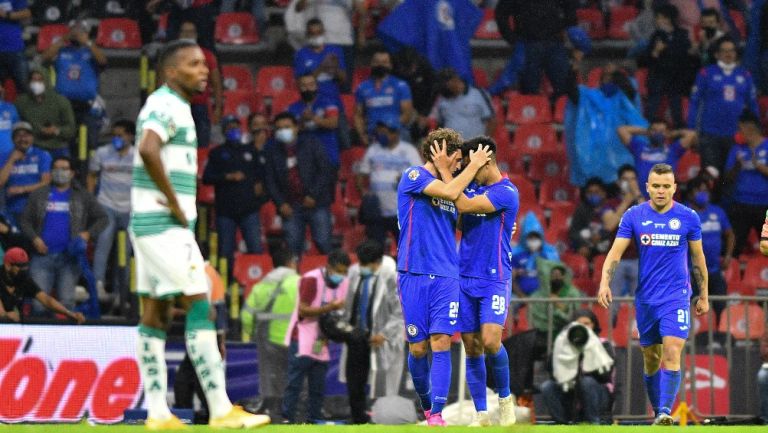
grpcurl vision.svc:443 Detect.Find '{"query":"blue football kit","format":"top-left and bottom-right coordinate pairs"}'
top-left (616, 201), bottom-right (702, 346)
top-left (458, 179), bottom-right (519, 332)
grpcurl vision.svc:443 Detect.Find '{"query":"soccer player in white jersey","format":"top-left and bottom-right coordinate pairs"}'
top-left (130, 40), bottom-right (269, 430)
top-left (597, 163), bottom-right (709, 425)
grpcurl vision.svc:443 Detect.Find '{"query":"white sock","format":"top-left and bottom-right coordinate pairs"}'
top-left (138, 326), bottom-right (172, 420)
top-left (185, 329), bottom-right (233, 418)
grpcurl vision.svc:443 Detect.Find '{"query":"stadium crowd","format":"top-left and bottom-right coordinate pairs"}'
top-left (1, 0), bottom-right (768, 426)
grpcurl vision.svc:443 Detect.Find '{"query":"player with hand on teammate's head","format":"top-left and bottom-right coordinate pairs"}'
top-left (130, 39), bottom-right (269, 430)
top-left (597, 163), bottom-right (708, 425)
top-left (396, 128), bottom-right (491, 426)
top-left (448, 136), bottom-right (519, 426)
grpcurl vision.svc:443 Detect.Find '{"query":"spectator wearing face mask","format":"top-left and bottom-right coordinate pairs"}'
top-left (264, 112), bottom-right (334, 257)
top-left (0, 122), bottom-right (52, 225)
top-left (19, 156), bottom-right (107, 315)
top-left (685, 176), bottom-right (733, 321)
top-left (288, 74), bottom-right (341, 170)
top-left (87, 119), bottom-right (135, 311)
top-left (511, 212), bottom-right (559, 300)
top-left (427, 68), bottom-right (495, 141)
top-left (354, 49), bottom-right (413, 147)
top-left (688, 37), bottom-right (759, 175)
top-left (355, 115), bottom-right (421, 246)
top-left (569, 178), bottom-right (614, 260)
top-left (618, 120), bottom-right (696, 198)
top-left (14, 68), bottom-right (76, 159)
top-left (691, 8), bottom-right (727, 66)
top-left (203, 115), bottom-right (268, 272)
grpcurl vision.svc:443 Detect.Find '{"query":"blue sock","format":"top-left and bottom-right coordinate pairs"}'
top-left (430, 351), bottom-right (452, 415)
top-left (643, 370), bottom-right (661, 414)
top-left (488, 346), bottom-right (511, 398)
top-left (658, 369), bottom-right (681, 415)
top-left (408, 353), bottom-right (432, 411)
top-left (466, 355), bottom-right (487, 412)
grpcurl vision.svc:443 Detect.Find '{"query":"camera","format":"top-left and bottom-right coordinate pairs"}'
top-left (567, 323), bottom-right (589, 349)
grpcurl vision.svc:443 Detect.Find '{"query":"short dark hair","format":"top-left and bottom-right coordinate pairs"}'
top-left (572, 309), bottom-right (602, 336)
top-left (328, 249), bottom-right (351, 268)
top-left (271, 247), bottom-right (295, 268)
top-left (653, 4), bottom-right (679, 24)
top-left (617, 164), bottom-right (637, 178)
top-left (584, 177), bottom-right (606, 191)
top-left (247, 111), bottom-right (266, 126)
top-left (356, 240), bottom-right (384, 266)
top-left (700, 7), bottom-right (720, 20)
top-left (685, 175), bottom-right (709, 197)
top-left (461, 136), bottom-right (497, 158)
top-left (306, 18), bottom-right (323, 30)
top-left (738, 109), bottom-right (761, 127)
top-left (715, 36), bottom-right (736, 52)
top-left (551, 264), bottom-right (567, 275)
top-left (273, 111), bottom-right (298, 126)
top-left (158, 39), bottom-right (199, 69)
top-left (650, 163), bottom-right (674, 176)
top-left (113, 119), bottom-right (136, 135)
top-left (372, 47), bottom-right (391, 60)
top-left (52, 155), bottom-right (72, 169)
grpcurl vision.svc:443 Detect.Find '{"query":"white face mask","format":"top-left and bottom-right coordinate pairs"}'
top-left (526, 238), bottom-right (542, 252)
top-left (29, 81), bottom-right (45, 96)
top-left (717, 60), bottom-right (736, 74)
top-left (275, 127), bottom-right (295, 144)
top-left (307, 35), bottom-right (325, 47)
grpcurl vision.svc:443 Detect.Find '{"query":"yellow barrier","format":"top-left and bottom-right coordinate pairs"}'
top-left (78, 125), bottom-right (87, 161)
top-left (117, 231), bottom-right (127, 268)
top-left (140, 55), bottom-right (148, 91)
top-left (209, 232), bottom-right (218, 266)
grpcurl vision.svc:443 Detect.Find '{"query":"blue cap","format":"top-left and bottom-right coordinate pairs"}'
top-left (376, 114), bottom-right (400, 131)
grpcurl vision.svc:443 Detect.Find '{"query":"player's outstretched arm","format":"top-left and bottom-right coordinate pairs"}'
top-left (689, 239), bottom-right (710, 315)
top-left (138, 129), bottom-right (187, 226)
top-left (455, 194), bottom-right (497, 214)
top-left (424, 141), bottom-right (491, 201)
top-left (597, 237), bottom-right (631, 308)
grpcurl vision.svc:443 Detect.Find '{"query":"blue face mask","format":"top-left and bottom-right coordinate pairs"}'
top-left (600, 83), bottom-right (619, 97)
top-left (328, 273), bottom-right (344, 287)
top-left (649, 132), bottom-right (666, 147)
top-left (225, 128), bottom-right (242, 143)
top-left (112, 136), bottom-right (126, 151)
top-left (360, 266), bottom-right (373, 277)
top-left (694, 191), bottom-right (709, 207)
top-left (586, 193), bottom-right (602, 207)
top-left (376, 132), bottom-right (390, 147)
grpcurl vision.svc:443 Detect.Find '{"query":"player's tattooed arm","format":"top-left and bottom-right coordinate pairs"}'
top-left (605, 260), bottom-right (618, 285)
top-left (689, 240), bottom-right (709, 299)
top-left (692, 265), bottom-right (705, 288)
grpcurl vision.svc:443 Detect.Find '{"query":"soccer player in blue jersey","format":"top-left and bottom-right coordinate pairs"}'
top-left (397, 128), bottom-right (491, 426)
top-left (597, 163), bottom-right (709, 425)
top-left (450, 136), bottom-right (519, 426)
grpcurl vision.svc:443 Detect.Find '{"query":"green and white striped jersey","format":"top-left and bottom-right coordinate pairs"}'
top-left (129, 85), bottom-right (198, 237)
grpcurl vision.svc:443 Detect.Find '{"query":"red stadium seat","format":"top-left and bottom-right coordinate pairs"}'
top-left (513, 306), bottom-right (531, 334)
top-left (724, 258), bottom-right (741, 290)
top-left (507, 174), bottom-right (537, 206)
top-left (341, 225), bottom-right (367, 252)
top-left (197, 180), bottom-right (215, 205)
top-left (539, 178), bottom-right (578, 206)
top-left (473, 67), bottom-right (490, 88)
top-left (221, 65), bottom-right (254, 91)
top-left (339, 146), bottom-right (366, 183)
top-left (544, 225), bottom-right (568, 251)
top-left (506, 94), bottom-right (551, 124)
top-left (197, 148), bottom-right (210, 178)
top-left (576, 8), bottom-right (607, 39)
top-left (691, 311), bottom-right (714, 335)
top-left (718, 303), bottom-right (765, 339)
top-left (574, 277), bottom-right (596, 296)
top-left (608, 6), bottom-right (637, 40)
top-left (587, 67), bottom-right (603, 88)
top-left (527, 152), bottom-right (568, 182)
top-left (561, 252), bottom-right (590, 279)
top-left (299, 255), bottom-right (328, 274)
top-left (269, 90), bottom-right (300, 117)
top-left (741, 255), bottom-right (768, 295)
top-left (634, 68), bottom-right (648, 98)
top-left (759, 96), bottom-right (768, 130)
top-left (592, 254), bottom-right (607, 283)
top-left (612, 303), bottom-right (639, 348)
top-left (475, 8), bottom-right (501, 40)
top-left (591, 304), bottom-right (610, 338)
top-left (512, 124), bottom-right (558, 157)
top-left (676, 150), bottom-right (701, 183)
top-left (352, 67), bottom-right (371, 91)
top-left (234, 254), bottom-right (274, 297)
top-left (260, 202), bottom-right (282, 235)
top-left (553, 95), bottom-right (568, 123)
top-left (545, 201), bottom-right (576, 230)
top-left (728, 10), bottom-right (747, 39)
top-left (37, 24), bottom-right (68, 52)
top-left (96, 18), bottom-right (142, 49)
top-left (255, 66), bottom-right (296, 98)
top-left (215, 12), bottom-right (260, 44)
top-left (340, 93), bottom-right (355, 122)
top-left (223, 90), bottom-right (264, 126)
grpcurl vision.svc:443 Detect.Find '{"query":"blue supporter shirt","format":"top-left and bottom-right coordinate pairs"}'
top-left (40, 188), bottom-right (71, 254)
top-left (687, 64), bottom-right (759, 136)
top-left (695, 204), bottom-right (730, 273)
top-left (724, 141), bottom-right (768, 206)
top-left (0, 101), bottom-right (19, 165)
top-left (54, 46), bottom-right (100, 102)
top-left (397, 166), bottom-right (458, 277)
top-left (288, 96), bottom-right (341, 166)
top-left (616, 201), bottom-right (702, 305)
top-left (629, 137), bottom-right (686, 195)
top-left (459, 178), bottom-right (519, 280)
top-left (7, 146), bottom-right (52, 215)
top-left (0, 0), bottom-right (27, 53)
top-left (511, 251), bottom-right (540, 295)
top-left (355, 75), bottom-right (412, 134)
top-left (293, 45), bottom-right (346, 106)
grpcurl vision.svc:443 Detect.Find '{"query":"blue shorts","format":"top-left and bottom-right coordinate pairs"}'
top-left (398, 272), bottom-right (460, 343)
top-left (636, 301), bottom-right (690, 347)
top-left (459, 277), bottom-right (510, 333)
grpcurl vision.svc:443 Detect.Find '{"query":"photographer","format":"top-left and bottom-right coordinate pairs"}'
top-left (540, 310), bottom-right (615, 425)
top-left (338, 240), bottom-right (404, 424)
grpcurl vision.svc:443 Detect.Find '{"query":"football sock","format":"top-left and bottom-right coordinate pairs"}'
top-left (138, 324), bottom-right (172, 420)
top-left (488, 346), bottom-right (511, 398)
top-left (430, 351), bottom-right (452, 415)
top-left (408, 352), bottom-right (432, 411)
top-left (466, 355), bottom-right (487, 412)
top-left (658, 369), bottom-right (681, 415)
top-left (185, 300), bottom-right (233, 418)
top-left (643, 370), bottom-right (661, 415)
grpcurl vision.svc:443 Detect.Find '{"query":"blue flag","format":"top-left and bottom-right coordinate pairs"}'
top-left (564, 86), bottom-right (648, 186)
top-left (377, 0), bottom-right (482, 84)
